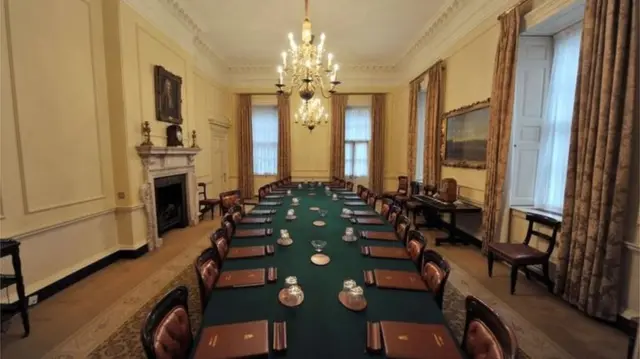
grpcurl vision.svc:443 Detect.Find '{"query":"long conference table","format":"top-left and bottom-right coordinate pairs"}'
top-left (190, 185), bottom-right (467, 358)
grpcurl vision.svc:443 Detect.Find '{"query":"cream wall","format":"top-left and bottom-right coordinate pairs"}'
top-left (0, 0), bottom-right (230, 301)
top-left (0, 0), bottom-right (119, 299)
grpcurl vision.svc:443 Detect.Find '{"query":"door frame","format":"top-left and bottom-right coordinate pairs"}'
top-left (209, 117), bottom-right (231, 193)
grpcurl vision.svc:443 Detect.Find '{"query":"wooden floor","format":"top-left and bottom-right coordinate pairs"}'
top-left (0, 218), bottom-right (629, 359)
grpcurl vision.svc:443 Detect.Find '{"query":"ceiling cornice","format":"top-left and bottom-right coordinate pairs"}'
top-left (227, 64), bottom-right (398, 74)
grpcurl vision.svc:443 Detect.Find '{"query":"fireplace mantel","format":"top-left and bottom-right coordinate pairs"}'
top-left (136, 145), bottom-right (201, 251)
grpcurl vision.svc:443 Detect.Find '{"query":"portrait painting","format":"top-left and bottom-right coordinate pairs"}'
top-left (154, 65), bottom-right (183, 124)
top-left (440, 99), bottom-right (490, 169)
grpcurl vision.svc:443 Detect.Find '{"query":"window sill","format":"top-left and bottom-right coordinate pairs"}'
top-left (510, 206), bottom-right (563, 222)
top-left (254, 174), bottom-right (277, 177)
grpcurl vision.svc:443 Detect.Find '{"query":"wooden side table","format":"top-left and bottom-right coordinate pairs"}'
top-left (0, 239), bottom-right (30, 337)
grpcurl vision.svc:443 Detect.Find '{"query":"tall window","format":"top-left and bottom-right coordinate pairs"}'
top-left (415, 90), bottom-right (427, 181)
top-left (251, 106), bottom-right (278, 175)
top-left (344, 106), bottom-right (371, 177)
top-left (534, 23), bottom-right (582, 212)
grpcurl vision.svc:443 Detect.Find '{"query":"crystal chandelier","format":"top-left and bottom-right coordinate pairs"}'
top-left (275, 0), bottom-right (341, 101)
top-left (294, 98), bottom-right (328, 131)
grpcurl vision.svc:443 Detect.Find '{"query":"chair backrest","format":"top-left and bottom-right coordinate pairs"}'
top-left (346, 181), bottom-right (354, 191)
top-left (394, 214), bottom-right (411, 242)
top-left (405, 230), bottom-right (425, 266)
top-left (397, 176), bottom-right (409, 194)
top-left (367, 192), bottom-right (377, 207)
top-left (219, 190), bottom-right (241, 213)
top-left (421, 249), bottom-right (450, 309)
top-left (388, 207), bottom-right (403, 229)
top-left (194, 248), bottom-right (221, 313)
top-left (227, 204), bottom-right (244, 223)
top-left (221, 214), bottom-right (235, 239)
top-left (141, 286), bottom-right (192, 359)
top-left (462, 296), bottom-right (518, 359)
top-left (523, 213), bottom-right (561, 256)
top-left (258, 186), bottom-right (268, 201)
top-left (356, 184), bottom-right (364, 196)
top-left (209, 228), bottom-right (228, 261)
top-left (198, 182), bottom-right (207, 200)
top-left (380, 199), bottom-right (393, 218)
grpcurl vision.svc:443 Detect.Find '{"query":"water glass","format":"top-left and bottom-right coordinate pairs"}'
top-left (319, 209), bottom-right (328, 218)
top-left (292, 197), bottom-right (299, 204)
top-left (349, 286), bottom-right (364, 304)
top-left (345, 227), bottom-right (354, 238)
top-left (342, 279), bottom-right (356, 293)
top-left (287, 209), bottom-right (295, 216)
top-left (285, 276), bottom-right (298, 289)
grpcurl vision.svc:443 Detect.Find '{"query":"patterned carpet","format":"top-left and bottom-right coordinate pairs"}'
top-left (87, 263), bottom-right (531, 358)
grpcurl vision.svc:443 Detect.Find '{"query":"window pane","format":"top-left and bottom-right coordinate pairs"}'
top-left (345, 142), bottom-right (354, 176)
top-left (354, 142), bottom-right (368, 177)
top-left (345, 107), bottom-right (371, 141)
top-left (534, 22), bottom-right (582, 212)
top-left (251, 106), bottom-right (279, 175)
top-left (415, 90), bottom-right (427, 181)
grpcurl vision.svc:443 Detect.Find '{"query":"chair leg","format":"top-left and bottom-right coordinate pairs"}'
top-left (542, 262), bottom-right (553, 293)
top-left (523, 266), bottom-right (531, 280)
top-left (487, 251), bottom-right (494, 277)
top-left (510, 265), bottom-right (518, 295)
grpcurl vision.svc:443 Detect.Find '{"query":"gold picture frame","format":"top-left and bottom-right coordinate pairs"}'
top-left (440, 98), bottom-right (491, 169)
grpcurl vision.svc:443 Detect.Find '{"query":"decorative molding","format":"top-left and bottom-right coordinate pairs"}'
top-left (10, 208), bottom-right (116, 240)
top-left (227, 64), bottom-right (397, 74)
top-left (208, 117), bottom-right (231, 128)
top-left (115, 204), bottom-right (145, 213)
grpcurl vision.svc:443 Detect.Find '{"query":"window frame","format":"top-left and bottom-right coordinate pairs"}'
top-left (250, 105), bottom-right (279, 176)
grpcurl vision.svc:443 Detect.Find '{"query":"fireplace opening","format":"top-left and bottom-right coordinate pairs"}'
top-left (154, 174), bottom-right (188, 236)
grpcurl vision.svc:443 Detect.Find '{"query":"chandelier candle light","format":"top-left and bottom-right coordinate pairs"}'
top-left (276, 0), bottom-right (341, 101)
top-left (295, 98), bottom-right (328, 131)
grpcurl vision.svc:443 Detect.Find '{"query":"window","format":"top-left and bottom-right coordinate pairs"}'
top-left (344, 106), bottom-right (371, 177)
top-left (415, 90), bottom-right (427, 181)
top-left (534, 23), bottom-right (582, 212)
top-left (251, 106), bottom-right (278, 175)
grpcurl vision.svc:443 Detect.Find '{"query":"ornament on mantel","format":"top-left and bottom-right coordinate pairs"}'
top-left (141, 121), bottom-right (153, 146)
top-left (191, 130), bottom-right (199, 148)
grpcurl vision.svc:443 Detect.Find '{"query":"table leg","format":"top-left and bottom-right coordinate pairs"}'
top-left (11, 251), bottom-right (30, 337)
top-left (434, 213), bottom-right (468, 246)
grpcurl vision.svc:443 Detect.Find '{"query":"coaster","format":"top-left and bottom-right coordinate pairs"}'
top-left (278, 288), bottom-right (304, 307)
top-left (309, 207), bottom-right (320, 211)
top-left (285, 215), bottom-right (297, 220)
top-left (291, 203), bottom-right (299, 206)
top-left (308, 193), bottom-right (316, 196)
top-left (340, 214), bottom-right (352, 219)
top-left (313, 220), bottom-right (326, 227)
top-left (276, 238), bottom-right (293, 246)
top-left (338, 291), bottom-right (367, 311)
top-left (311, 253), bottom-right (330, 265)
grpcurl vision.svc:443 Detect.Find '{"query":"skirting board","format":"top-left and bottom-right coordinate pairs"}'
top-left (7, 244), bottom-right (148, 307)
top-left (452, 225), bottom-right (634, 335)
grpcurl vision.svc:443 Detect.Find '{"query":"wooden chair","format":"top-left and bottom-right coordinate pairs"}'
top-left (346, 181), bottom-right (354, 191)
top-left (394, 214), bottom-right (411, 244)
top-left (209, 228), bottom-right (229, 261)
top-left (218, 189), bottom-right (242, 216)
top-left (356, 184), bottom-right (365, 197)
top-left (194, 248), bottom-right (221, 313)
top-left (387, 205), bottom-right (403, 229)
top-left (487, 213), bottom-right (561, 294)
top-left (405, 230), bottom-right (426, 269)
top-left (382, 175), bottom-right (409, 201)
top-left (421, 249), bottom-right (450, 309)
top-left (198, 183), bottom-right (220, 220)
top-left (366, 191), bottom-right (378, 209)
top-left (140, 286), bottom-right (192, 359)
top-left (379, 198), bottom-right (394, 218)
top-left (221, 213), bottom-right (236, 239)
top-left (258, 186), bottom-right (268, 201)
top-left (359, 188), bottom-right (370, 202)
top-left (461, 296), bottom-right (518, 359)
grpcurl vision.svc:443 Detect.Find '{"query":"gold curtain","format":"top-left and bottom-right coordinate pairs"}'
top-left (237, 94), bottom-right (254, 198)
top-left (481, 8), bottom-right (521, 253)
top-left (554, 0), bottom-right (637, 321)
top-left (277, 96), bottom-right (291, 180)
top-left (406, 79), bottom-right (421, 181)
top-left (423, 61), bottom-right (444, 186)
top-left (330, 94), bottom-right (348, 179)
top-left (371, 94), bottom-right (386, 193)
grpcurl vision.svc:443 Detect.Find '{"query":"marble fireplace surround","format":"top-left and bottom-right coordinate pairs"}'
top-left (137, 146), bottom-right (201, 250)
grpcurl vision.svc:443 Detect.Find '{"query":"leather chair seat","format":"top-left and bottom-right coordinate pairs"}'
top-left (199, 198), bottom-right (220, 205)
top-left (489, 243), bottom-right (546, 263)
top-left (394, 194), bottom-right (409, 202)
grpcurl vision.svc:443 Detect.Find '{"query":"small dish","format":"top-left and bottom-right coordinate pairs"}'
top-left (313, 220), bottom-right (326, 227)
top-left (277, 237), bottom-right (293, 246)
top-left (340, 214), bottom-right (352, 219)
top-left (286, 215), bottom-right (297, 220)
top-left (309, 207), bottom-right (320, 211)
top-left (310, 253), bottom-right (330, 266)
top-left (342, 235), bottom-right (357, 242)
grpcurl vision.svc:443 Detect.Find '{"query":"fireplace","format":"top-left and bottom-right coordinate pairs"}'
top-left (154, 174), bottom-right (188, 236)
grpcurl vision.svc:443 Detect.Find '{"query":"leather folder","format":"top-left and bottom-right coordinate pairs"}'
top-left (344, 201), bottom-right (367, 206)
top-left (367, 246), bottom-right (410, 260)
top-left (216, 268), bottom-right (266, 288)
top-left (373, 269), bottom-right (428, 291)
top-left (366, 321), bottom-right (382, 353)
top-left (226, 246), bottom-right (266, 259)
top-left (258, 201), bottom-right (282, 206)
top-left (250, 209), bottom-right (276, 215)
top-left (193, 320), bottom-right (269, 359)
top-left (380, 321), bottom-right (462, 359)
top-left (360, 231), bottom-right (397, 241)
top-left (265, 195), bottom-right (284, 199)
top-left (235, 228), bottom-right (273, 238)
top-left (340, 195), bottom-right (361, 200)
top-left (273, 321), bottom-right (288, 352)
top-left (352, 217), bottom-right (385, 225)
top-left (240, 217), bottom-right (272, 224)
top-left (352, 210), bottom-right (378, 217)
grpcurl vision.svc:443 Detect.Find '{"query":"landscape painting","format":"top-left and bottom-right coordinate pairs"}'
top-left (440, 99), bottom-right (490, 169)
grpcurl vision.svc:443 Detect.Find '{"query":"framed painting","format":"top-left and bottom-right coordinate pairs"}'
top-left (440, 98), bottom-right (490, 169)
top-left (154, 65), bottom-right (183, 124)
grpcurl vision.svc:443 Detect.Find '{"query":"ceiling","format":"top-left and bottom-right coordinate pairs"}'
top-left (178, 0), bottom-right (448, 67)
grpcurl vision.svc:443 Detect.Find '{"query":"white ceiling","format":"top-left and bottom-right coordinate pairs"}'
top-left (179, 0), bottom-right (448, 67)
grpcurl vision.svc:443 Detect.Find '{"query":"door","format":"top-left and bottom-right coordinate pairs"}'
top-left (210, 126), bottom-right (229, 196)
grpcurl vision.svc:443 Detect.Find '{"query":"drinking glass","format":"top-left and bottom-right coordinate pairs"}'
top-left (318, 209), bottom-right (328, 218)
top-left (342, 279), bottom-right (356, 293)
top-left (345, 227), bottom-right (354, 238)
top-left (349, 286), bottom-right (364, 304)
top-left (285, 276), bottom-right (298, 289)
